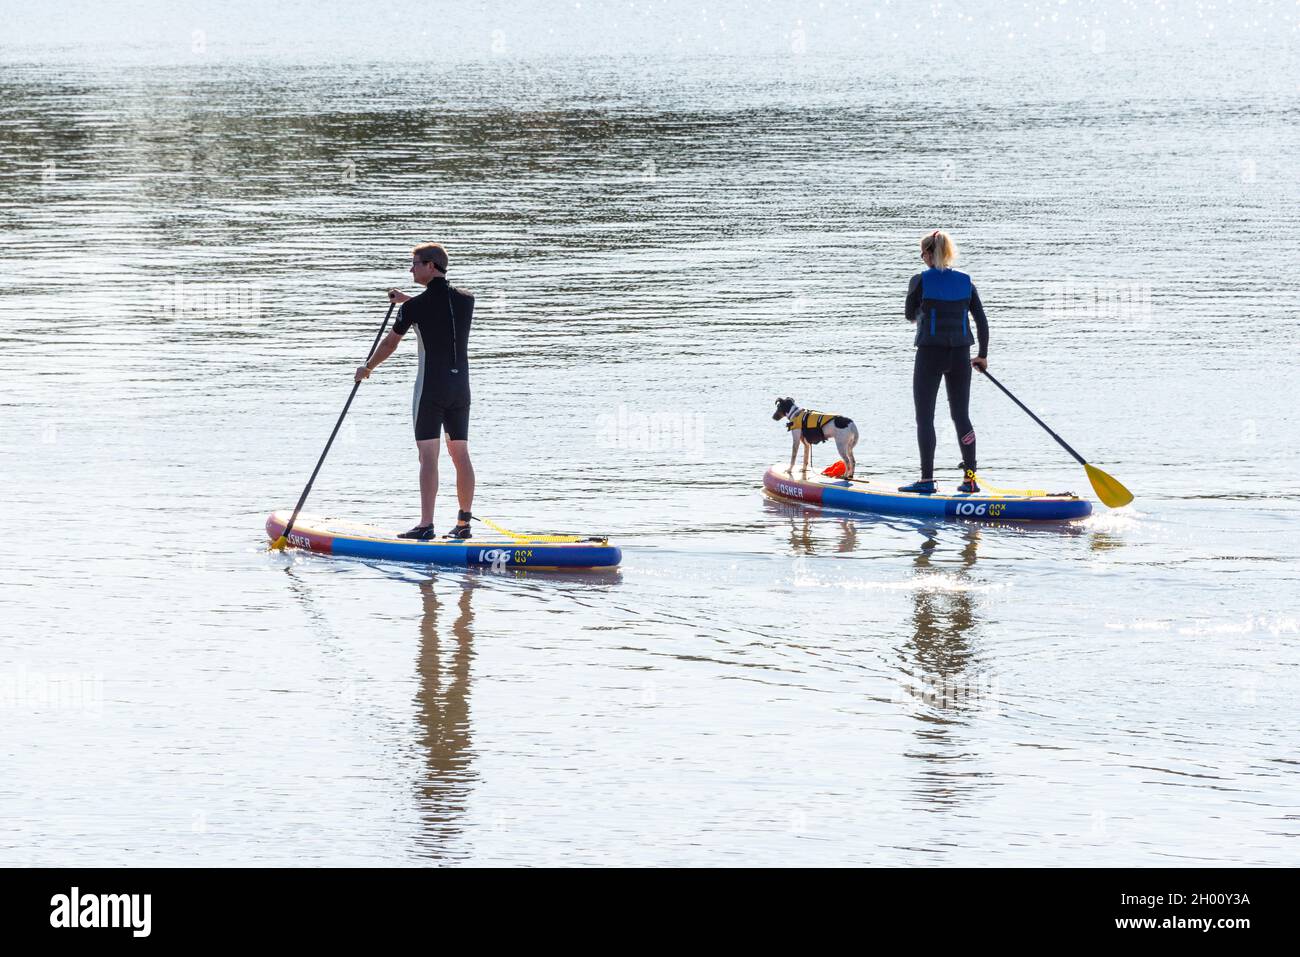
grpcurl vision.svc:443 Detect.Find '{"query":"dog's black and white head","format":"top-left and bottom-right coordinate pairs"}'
top-left (773, 397), bottom-right (795, 421)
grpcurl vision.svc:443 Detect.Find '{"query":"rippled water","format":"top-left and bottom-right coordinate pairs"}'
top-left (2, 3), bottom-right (1298, 865)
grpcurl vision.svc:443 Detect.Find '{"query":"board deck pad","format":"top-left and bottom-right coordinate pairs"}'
top-left (763, 465), bottom-right (1092, 522)
top-left (266, 512), bottom-right (622, 570)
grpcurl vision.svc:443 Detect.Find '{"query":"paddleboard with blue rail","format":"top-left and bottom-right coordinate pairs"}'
top-left (763, 465), bottom-right (1092, 522)
top-left (266, 512), bottom-right (622, 570)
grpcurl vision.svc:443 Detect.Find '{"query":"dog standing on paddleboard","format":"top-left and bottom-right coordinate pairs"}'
top-left (773, 397), bottom-right (860, 479)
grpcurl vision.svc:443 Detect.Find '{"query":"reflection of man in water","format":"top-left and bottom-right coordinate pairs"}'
top-left (414, 576), bottom-right (476, 852)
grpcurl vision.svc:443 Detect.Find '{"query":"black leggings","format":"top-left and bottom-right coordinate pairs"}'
top-left (913, 346), bottom-right (976, 480)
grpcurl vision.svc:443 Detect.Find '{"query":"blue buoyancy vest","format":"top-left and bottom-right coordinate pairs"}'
top-left (914, 268), bottom-right (973, 348)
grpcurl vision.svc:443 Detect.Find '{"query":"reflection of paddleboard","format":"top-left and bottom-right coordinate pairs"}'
top-left (762, 465), bottom-right (1092, 522)
top-left (265, 512), bottom-right (622, 570)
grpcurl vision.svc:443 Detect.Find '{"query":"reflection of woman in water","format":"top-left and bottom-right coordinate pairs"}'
top-left (901, 525), bottom-right (985, 810)
top-left (413, 576), bottom-right (476, 854)
top-left (907, 525), bottom-right (979, 682)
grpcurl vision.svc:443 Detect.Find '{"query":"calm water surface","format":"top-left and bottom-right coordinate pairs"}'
top-left (2, 3), bottom-right (1298, 865)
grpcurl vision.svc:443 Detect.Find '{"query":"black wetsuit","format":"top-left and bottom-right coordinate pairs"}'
top-left (393, 277), bottom-right (474, 441)
top-left (905, 272), bottom-right (989, 479)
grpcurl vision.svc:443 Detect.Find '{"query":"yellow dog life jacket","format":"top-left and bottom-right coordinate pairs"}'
top-left (787, 410), bottom-right (839, 433)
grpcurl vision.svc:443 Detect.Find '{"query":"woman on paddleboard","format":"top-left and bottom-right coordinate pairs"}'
top-left (900, 229), bottom-right (989, 495)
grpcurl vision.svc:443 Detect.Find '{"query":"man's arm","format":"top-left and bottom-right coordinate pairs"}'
top-left (355, 329), bottom-right (404, 382)
top-left (355, 292), bottom-right (415, 381)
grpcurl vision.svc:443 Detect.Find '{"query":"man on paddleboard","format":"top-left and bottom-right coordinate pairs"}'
top-left (354, 243), bottom-right (476, 539)
top-left (901, 229), bottom-right (989, 495)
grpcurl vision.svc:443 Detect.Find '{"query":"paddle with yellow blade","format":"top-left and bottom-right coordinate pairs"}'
top-left (979, 368), bottom-right (1134, 508)
top-left (269, 301), bottom-right (396, 551)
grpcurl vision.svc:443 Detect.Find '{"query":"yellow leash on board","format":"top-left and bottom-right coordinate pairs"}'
top-left (969, 474), bottom-right (1050, 498)
top-left (472, 514), bottom-right (605, 545)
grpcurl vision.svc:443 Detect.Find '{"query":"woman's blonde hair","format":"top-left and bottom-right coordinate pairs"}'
top-left (921, 230), bottom-right (958, 269)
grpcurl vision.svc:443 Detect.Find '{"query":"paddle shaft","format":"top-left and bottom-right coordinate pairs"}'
top-left (979, 368), bottom-right (1088, 466)
top-left (280, 302), bottom-right (395, 543)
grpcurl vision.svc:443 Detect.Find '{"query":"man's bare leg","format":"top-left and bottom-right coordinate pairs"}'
top-left (416, 438), bottom-right (441, 526)
top-left (446, 438), bottom-right (475, 529)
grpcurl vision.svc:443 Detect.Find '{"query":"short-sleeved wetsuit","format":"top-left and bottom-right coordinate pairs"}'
top-left (392, 277), bottom-right (474, 441)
